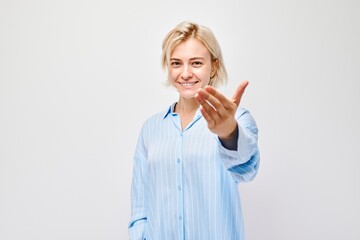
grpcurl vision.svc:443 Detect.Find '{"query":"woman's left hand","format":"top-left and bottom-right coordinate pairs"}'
top-left (195, 80), bottom-right (248, 140)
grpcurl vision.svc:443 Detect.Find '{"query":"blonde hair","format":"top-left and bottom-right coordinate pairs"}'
top-left (161, 21), bottom-right (227, 87)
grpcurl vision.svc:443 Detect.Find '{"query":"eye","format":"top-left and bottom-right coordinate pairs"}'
top-left (192, 61), bottom-right (203, 67)
top-left (170, 61), bottom-right (181, 68)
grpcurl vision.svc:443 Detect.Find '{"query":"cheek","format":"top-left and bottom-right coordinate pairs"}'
top-left (169, 69), bottom-right (180, 81)
top-left (194, 68), bottom-right (211, 80)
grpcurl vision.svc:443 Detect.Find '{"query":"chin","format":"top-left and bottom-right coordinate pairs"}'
top-left (174, 81), bottom-right (206, 99)
top-left (178, 90), bottom-right (197, 99)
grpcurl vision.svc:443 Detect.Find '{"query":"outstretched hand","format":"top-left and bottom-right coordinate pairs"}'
top-left (195, 80), bottom-right (249, 140)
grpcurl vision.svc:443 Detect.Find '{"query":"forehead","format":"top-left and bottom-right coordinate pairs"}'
top-left (171, 38), bottom-right (211, 59)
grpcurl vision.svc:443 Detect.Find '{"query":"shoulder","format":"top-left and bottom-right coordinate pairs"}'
top-left (141, 108), bottom-right (168, 130)
top-left (236, 107), bottom-right (258, 132)
top-left (235, 107), bottom-right (248, 119)
top-left (235, 107), bottom-right (255, 120)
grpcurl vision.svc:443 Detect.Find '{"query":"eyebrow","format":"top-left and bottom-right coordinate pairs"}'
top-left (170, 57), bottom-right (205, 61)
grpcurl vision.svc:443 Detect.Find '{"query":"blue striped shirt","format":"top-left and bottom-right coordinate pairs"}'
top-left (129, 103), bottom-right (260, 240)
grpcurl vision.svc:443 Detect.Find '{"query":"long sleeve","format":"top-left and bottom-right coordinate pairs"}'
top-left (128, 106), bottom-right (259, 239)
top-left (129, 127), bottom-right (148, 240)
top-left (218, 108), bottom-right (260, 183)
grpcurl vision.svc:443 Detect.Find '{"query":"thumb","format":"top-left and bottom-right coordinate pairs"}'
top-left (231, 80), bottom-right (249, 106)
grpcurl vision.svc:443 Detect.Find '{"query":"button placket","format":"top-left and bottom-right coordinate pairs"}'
top-left (175, 131), bottom-right (184, 239)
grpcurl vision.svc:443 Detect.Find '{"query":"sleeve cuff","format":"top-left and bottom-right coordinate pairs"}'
top-left (129, 218), bottom-right (146, 240)
top-left (217, 123), bottom-right (258, 170)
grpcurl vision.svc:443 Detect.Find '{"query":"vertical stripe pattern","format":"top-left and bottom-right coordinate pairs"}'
top-left (129, 104), bottom-right (260, 240)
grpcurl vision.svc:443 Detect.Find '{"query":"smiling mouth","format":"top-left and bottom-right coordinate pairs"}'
top-left (179, 81), bottom-right (199, 87)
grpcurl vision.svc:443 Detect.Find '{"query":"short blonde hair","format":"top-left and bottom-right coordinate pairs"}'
top-left (161, 21), bottom-right (227, 87)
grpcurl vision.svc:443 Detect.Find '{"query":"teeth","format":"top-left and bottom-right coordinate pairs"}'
top-left (180, 82), bottom-right (196, 86)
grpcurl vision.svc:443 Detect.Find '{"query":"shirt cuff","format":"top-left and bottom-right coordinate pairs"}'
top-left (129, 218), bottom-right (146, 240)
top-left (217, 124), bottom-right (257, 169)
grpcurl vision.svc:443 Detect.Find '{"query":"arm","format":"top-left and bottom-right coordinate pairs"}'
top-left (128, 128), bottom-right (147, 240)
top-left (195, 81), bottom-right (260, 183)
top-left (217, 108), bottom-right (260, 183)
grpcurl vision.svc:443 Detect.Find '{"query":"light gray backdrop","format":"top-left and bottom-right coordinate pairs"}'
top-left (1, 0), bottom-right (359, 239)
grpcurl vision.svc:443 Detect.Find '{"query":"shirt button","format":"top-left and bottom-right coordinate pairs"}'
top-left (178, 216), bottom-right (182, 221)
top-left (177, 159), bottom-right (180, 163)
top-left (178, 186), bottom-right (182, 191)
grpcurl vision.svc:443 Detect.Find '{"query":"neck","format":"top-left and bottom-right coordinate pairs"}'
top-left (175, 97), bottom-right (199, 116)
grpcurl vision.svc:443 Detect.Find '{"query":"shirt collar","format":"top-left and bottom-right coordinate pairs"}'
top-left (163, 102), bottom-right (203, 120)
top-left (163, 102), bottom-right (176, 119)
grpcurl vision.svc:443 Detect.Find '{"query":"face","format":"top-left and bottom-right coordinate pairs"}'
top-left (169, 38), bottom-right (213, 99)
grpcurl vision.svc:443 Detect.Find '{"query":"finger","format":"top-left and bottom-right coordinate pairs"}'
top-left (231, 80), bottom-right (249, 106)
top-left (204, 86), bottom-right (233, 110)
top-left (197, 89), bottom-right (227, 116)
top-left (195, 91), bottom-right (221, 121)
top-left (200, 106), bottom-right (215, 129)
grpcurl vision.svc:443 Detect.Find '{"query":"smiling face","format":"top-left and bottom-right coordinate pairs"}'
top-left (169, 38), bottom-right (214, 99)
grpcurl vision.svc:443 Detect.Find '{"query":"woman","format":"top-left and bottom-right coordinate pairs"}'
top-left (129, 21), bottom-right (260, 240)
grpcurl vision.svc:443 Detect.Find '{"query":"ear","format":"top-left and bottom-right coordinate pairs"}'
top-left (211, 59), bottom-right (219, 78)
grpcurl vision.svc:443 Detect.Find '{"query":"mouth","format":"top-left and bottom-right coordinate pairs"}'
top-left (178, 81), bottom-right (199, 87)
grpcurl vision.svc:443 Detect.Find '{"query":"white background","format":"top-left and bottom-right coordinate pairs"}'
top-left (1, 0), bottom-right (359, 239)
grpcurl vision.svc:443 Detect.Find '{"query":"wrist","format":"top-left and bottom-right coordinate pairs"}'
top-left (218, 120), bottom-right (238, 140)
top-left (218, 122), bottom-right (238, 151)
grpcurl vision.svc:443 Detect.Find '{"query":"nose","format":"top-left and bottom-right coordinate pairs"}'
top-left (181, 65), bottom-right (193, 80)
